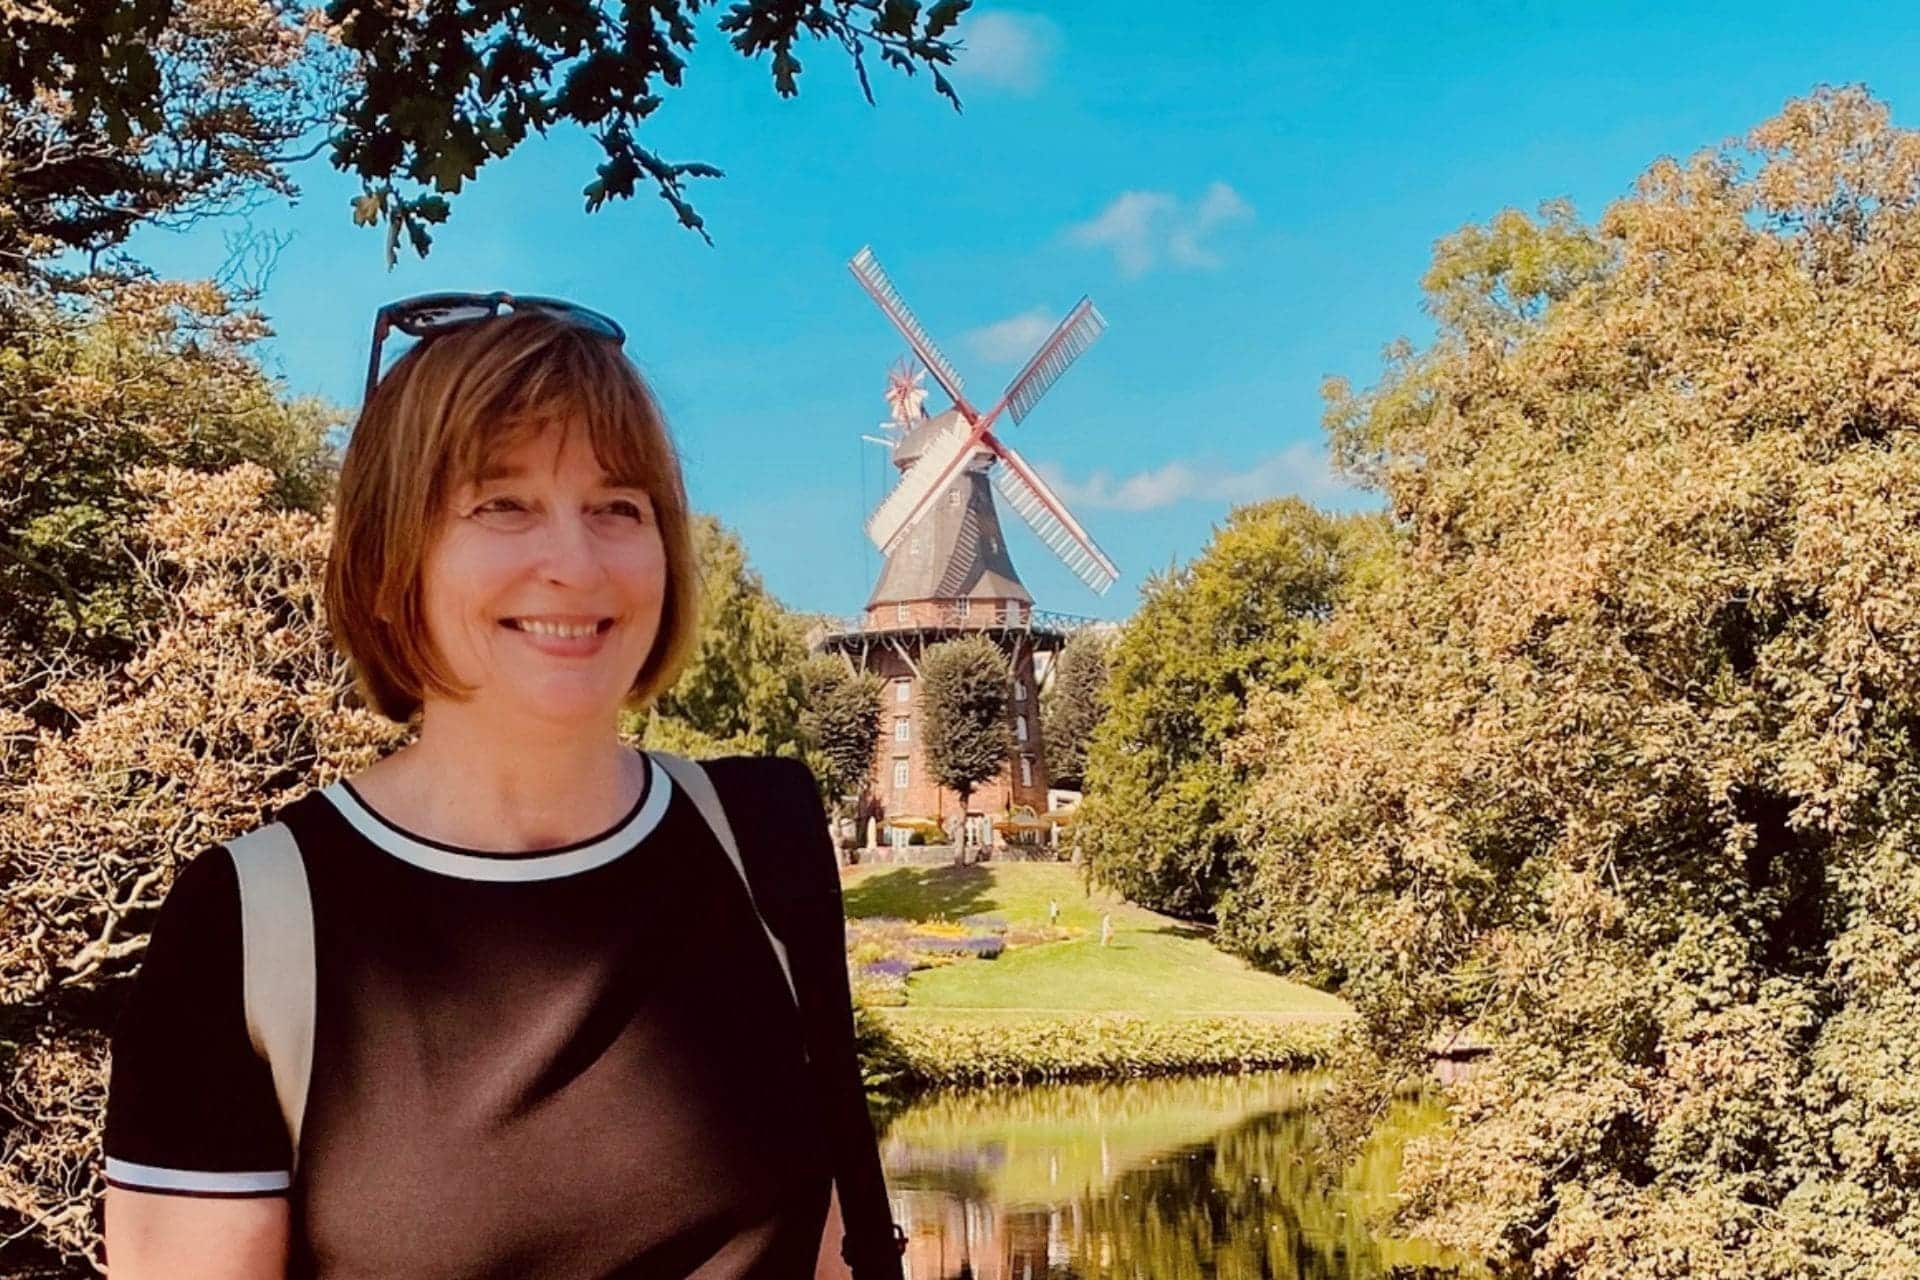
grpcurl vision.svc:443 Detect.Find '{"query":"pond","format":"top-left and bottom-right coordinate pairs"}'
top-left (876, 1070), bottom-right (1475, 1280)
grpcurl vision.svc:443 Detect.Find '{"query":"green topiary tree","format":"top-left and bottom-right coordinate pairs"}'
top-left (1040, 627), bottom-right (1112, 791)
top-left (918, 633), bottom-right (1012, 864)
top-left (798, 654), bottom-right (884, 845)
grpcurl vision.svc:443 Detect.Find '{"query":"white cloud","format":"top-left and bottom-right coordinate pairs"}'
top-left (954, 11), bottom-right (1058, 95)
top-left (1066, 182), bottom-right (1254, 278)
top-left (965, 306), bottom-right (1056, 363)
top-left (1036, 443), bottom-right (1362, 513)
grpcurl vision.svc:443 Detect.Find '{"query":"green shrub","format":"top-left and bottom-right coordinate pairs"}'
top-left (862, 1013), bottom-right (1342, 1090)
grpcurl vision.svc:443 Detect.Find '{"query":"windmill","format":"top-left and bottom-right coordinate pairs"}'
top-left (815, 247), bottom-right (1121, 856)
top-left (849, 245), bottom-right (1120, 597)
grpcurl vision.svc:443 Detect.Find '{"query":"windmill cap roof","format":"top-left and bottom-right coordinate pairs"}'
top-left (891, 407), bottom-right (971, 468)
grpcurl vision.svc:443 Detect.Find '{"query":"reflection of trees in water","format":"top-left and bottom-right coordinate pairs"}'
top-left (1074, 1108), bottom-right (1390, 1279)
top-left (890, 1100), bottom-right (1467, 1280)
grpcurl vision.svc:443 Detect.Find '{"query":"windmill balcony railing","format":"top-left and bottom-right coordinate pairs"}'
top-left (815, 603), bottom-right (1102, 639)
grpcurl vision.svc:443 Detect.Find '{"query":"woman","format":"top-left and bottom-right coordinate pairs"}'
top-left (102, 295), bottom-right (904, 1279)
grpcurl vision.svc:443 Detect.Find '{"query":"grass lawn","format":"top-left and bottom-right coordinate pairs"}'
top-left (841, 861), bottom-right (1350, 1021)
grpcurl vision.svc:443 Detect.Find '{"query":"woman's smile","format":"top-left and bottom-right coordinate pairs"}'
top-left (499, 614), bottom-right (618, 658)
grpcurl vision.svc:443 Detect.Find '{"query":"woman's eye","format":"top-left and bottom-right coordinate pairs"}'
top-left (603, 500), bottom-right (650, 521)
top-left (475, 498), bottom-right (526, 515)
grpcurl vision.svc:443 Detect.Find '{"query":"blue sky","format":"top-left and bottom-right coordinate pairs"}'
top-left (124, 1), bottom-right (1920, 621)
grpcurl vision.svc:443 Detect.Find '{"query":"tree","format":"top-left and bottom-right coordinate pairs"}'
top-left (1040, 627), bottom-right (1111, 791)
top-left (0, 0), bottom-right (347, 275)
top-left (1, 280), bottom-right (343, 666)
top-left (797, 654), bottom-right (883, 842)
top-left (0, 464), bottom-right (405, 1274)
top-left (1225, 87), bottom-right (1920, 1277)
top-left (328, 0), bottom-right (969, 261)
top-left (5, 2), bottom-right (968, 269)
top-left (1072, 499), bottom-right (1378, 921)
top-left (918, 633), bottom-right (1010, 863)
top-left (0, 262), bottom-right (378, 1280)
top-left (632, 515), bottom-right (810, 759)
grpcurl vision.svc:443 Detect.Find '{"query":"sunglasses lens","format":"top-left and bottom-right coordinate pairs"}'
top-left (517, 298), bottom-right (624, 344)
top-left (393, 300), bottom-right (497, 336)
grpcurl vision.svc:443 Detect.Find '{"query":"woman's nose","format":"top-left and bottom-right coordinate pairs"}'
top-left (535, 511), bottom-right (608, 586)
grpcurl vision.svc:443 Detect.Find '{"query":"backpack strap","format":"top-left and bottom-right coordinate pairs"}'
top-left (648, 750), bottom-right (800, 1012)
top-left (224, 821), bottom-right (316, 1166)
top-left (656, 752), bottom-right (907, 1279)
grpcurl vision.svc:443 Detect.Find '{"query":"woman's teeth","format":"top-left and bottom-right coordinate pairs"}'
top-left (507, 619), bottom-right (604, 638)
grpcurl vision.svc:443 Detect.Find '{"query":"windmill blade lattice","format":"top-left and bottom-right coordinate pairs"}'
top-left (990, 443), bottom-right (1119, 595)
top-left (849, 247), bottom-right (975, 417)
top-left (1003, 298), bottom-right (1108, 425)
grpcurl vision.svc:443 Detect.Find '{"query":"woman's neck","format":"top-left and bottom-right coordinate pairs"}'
top-left (351, 709), bottom-right (647, 854)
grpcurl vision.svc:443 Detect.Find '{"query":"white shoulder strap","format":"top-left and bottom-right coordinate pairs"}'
top-left (648, 751), bottom-right (800, 1011)
top-left (224, 822), bottom-right (315, 1165)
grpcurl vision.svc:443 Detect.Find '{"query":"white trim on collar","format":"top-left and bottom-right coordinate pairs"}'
top-left (318, 751), bottom-right (673, 882)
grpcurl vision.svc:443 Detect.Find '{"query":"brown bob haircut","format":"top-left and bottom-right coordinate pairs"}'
top-left (325, 308), bottom-right (699, 725)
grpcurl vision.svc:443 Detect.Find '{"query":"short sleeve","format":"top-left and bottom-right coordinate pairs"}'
top-left (103, 846), bottom-right (293, 1197)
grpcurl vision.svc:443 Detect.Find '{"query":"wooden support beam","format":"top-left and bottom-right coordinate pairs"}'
top-left (887, 633), bottom-right (921, 679)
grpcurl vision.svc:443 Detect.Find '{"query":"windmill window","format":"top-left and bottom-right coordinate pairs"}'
top-left (1020, 756), bottom-right (1034, 787)
top-left (1016, 714), bottom-right (1029, 743)
top-left (957, 598), bottom-right (971, 618)
top-left (892, 760), bottom-right (909, 789)
top-left (1013, 679), bottom-right (1026, 702)
top-left (895, 678), bottom-right (911, 703)
top-left (894, 717), bottom-right (910, 743)
top-left (896, 602), bottom-right (910, 623)
top-left (948, 488), bottom-right (961, 507)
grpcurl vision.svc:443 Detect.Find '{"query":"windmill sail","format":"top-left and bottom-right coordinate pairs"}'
top-left (1002, 298), bottom-right (1107, 425)
top-left (849, 247), bottom-right (1123, 599)
top-left (864, 416), bottom-right (980, 552)
top-left (989, 441), bottom-right (1119, 595)
top-left (849, 247), bottom-right (976, 418)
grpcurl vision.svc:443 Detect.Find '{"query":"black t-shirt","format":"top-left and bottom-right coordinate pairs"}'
top-left (105, 751), bottom-right (835, 1279)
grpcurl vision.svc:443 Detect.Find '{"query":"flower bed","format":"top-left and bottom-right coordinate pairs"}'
top-left (845, 913), bottom-right (1076, 1007)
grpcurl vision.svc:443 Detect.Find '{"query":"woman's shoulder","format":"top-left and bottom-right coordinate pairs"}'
top-left (681, 752), bottom-right (819, 801)
top-left (683, 754), bottom-right (835, 885)
top-left (157, 800), bottom-right (306, 919)
top-left (164, 787), bottom-right (329, 901)
top-left (126, 841), bottom-right (249, 1007)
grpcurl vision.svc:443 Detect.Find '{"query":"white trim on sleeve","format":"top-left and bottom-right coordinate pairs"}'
top-left (104, 1157), bottom-right (291, 1195)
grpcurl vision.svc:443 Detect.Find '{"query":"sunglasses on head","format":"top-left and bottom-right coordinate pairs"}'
top-left (363, 291), bottom-right (626, 403)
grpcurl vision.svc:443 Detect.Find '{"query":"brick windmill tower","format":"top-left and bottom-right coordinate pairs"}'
top-left (817, 246), bottom-right (1119, 850)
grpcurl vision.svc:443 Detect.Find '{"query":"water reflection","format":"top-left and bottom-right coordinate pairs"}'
top-left (877, 1071), bottom-right (1472, 1280)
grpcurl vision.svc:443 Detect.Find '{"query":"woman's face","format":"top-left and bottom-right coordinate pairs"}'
top-left (418, 421), bottom-right (667, 731)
